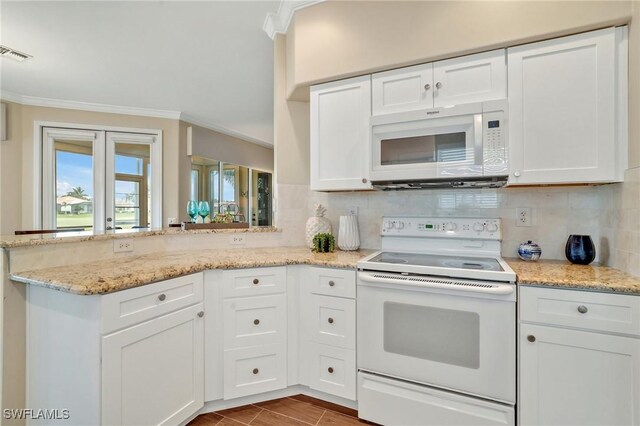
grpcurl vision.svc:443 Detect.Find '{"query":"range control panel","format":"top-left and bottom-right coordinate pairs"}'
top-left (381, 217), bottom-right (502, 240)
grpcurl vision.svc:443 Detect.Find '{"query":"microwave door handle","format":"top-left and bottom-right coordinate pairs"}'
top-left (474, 114), bottom-right (483, 165)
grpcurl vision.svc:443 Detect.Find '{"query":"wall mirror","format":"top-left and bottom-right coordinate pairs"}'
top-left (190, 156), bottom-right (272, 227)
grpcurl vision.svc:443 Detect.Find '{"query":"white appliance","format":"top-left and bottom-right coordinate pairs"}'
top-left (357, 217), bottom-right (516, 426)
top-left (370, 100), bottom-right (508, 189)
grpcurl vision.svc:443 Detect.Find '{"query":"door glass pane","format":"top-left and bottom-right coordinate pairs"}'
top-left (383, 302), bottom-right (480, 369)
top-left (209, 169), bottom-right (219, 214)
top-left (251, 170), bottom-right (272, 227)
top-left (55, 140), bottom-right (93, 230)
top-left (190, 170), bottom-right (199, 202)
top-left (115, 142), bottom-right (150, 229)
top-left (380, 132), bottom-right (467, 165)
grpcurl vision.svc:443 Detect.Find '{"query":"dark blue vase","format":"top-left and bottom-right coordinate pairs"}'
top-left (565, 235), bottom-right (595, 265)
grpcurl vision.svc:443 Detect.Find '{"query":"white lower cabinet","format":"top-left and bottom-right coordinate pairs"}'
top-left (519, 286), bottom-right (640, 426)
top-left (223, 343), bottom-right (288, 399)
top-left (102, 304), bottom-right (204, 426)
top-left (308, 343), bottom-right (356, 400)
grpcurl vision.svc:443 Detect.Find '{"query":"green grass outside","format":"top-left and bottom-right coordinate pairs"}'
top-left (57, 212), bottom-right (137, 229)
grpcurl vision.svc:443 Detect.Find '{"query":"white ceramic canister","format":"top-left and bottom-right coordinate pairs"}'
top-left (338, 215), bottom-right (360, 251)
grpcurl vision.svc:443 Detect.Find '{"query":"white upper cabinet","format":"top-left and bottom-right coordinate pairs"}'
top-left (372, 63), bottom-right (433, 115)
top-left (508, 27), bottom-right (627, 185)
top-left (433, 49), bottom-right (506, 107)
top-left (310, 76), bottom-right (372, 191)
top-left (371, 50), bottom-right (506, 115)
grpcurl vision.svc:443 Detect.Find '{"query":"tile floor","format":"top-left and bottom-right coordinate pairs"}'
top-left (187, 395), bottom-right (370, 425)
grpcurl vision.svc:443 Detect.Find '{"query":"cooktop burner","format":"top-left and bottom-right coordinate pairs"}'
top-left (369, 251), bottom-right (504, 271)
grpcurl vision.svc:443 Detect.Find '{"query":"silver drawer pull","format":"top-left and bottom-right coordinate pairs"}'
top-left (527, 335), bottom-right (536, 343)
top-left (253, 368), bottom-right (259, 375)
top-left (197, 311), bottom-right (204, 318)
top-left (328, 367), bottom-right (334, 373)
top-left (158, 294), bottom-right (167, 302)
top-left (328, 280), bottom-right (335, 287)
top-left (577, 305), bottom-right (588, 314)
top-left (328, 317), bottom-right (334, 324)
top-left (253, 278), bottom-right (260, 285)
top-left (254, 319), bottom-right (260, 325)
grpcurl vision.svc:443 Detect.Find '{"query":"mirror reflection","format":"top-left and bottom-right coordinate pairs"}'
top-left (190, 156), bottom-right (272, 227)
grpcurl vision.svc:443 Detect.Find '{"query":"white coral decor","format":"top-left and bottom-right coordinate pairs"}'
top-left (305, 204), bottom-right (332, 249)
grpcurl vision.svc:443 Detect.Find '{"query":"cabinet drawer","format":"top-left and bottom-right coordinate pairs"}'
top-left (308, 295), bottom-right (355, 349)
top-left (223, 344), bottom-right (287, 400)
top-left (101, 273), bottom-right (204, 334)
top-left (308, 267), bottom-right (356, 299)
top-left (520, 286), bottom-right (640, 336)
top-left (222, 267), bottom-right (286, 298)
top-left (308, 343), bottom-right (356, 401)
top-left (223, 294), bottom-right (287, 349)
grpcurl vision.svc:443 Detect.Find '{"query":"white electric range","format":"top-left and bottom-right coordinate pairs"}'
top-left (357, 217), bottom-right (516, 426)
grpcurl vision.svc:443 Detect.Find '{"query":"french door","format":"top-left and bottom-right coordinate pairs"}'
top-left (42, 127), bottom-right (162, 232)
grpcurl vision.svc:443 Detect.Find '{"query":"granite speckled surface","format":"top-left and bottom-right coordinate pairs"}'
top-left (0, 226), bottom-right (280, 248)
top-left (10, 247), bottom-right (373, 295)
top-left (505, 258), bottom-right (640, 295)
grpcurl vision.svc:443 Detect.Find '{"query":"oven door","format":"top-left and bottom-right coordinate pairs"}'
top-left (357, 271), bottom-right (515, 404)
top-left (370, 104), bottom-right (483, 182)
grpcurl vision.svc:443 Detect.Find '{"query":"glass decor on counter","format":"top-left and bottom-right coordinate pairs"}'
top-left (198, 201), bottom-right (210, 223)
top-left (565, 235), bottom-right (596, 265)
top-left (187, 200), bottom-right (198, 223)
top-left (517, 241), bottom-right (542, 261)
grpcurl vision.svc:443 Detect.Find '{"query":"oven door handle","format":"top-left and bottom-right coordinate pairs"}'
top-left (358, 271), bottom-right (515, 295)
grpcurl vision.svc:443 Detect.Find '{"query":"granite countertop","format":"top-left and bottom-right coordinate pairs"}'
top-left (10, 247), bottom-right (374, 295)
top-left (0, 226), bottom-right (280, 248)
top-left (505, 258), bottom-right (640, 295)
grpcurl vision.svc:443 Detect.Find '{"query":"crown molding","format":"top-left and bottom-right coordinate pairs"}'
top-left (0, 90), bottom-right (181, 120)
top-left (263, 0), bottom-right (323, 40)
top-left (180, 114), bottom-right (273, 149)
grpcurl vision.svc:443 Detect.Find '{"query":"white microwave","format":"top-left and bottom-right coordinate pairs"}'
top-left (370, 100), bottom-right (508, 185)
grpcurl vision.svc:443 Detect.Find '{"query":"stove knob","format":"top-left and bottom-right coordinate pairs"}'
top-left (396, 221), bottom-right (405, 230)
top-left (445, 222), bottom-right (458, 231)
top-left (472, 222), bottom-right (485, 232)
top-left (486, 222), bottom-right (499, 233)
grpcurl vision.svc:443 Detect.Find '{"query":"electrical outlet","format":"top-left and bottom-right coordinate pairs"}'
top-left (516, 207), bottom-right (532, 227)
top-left (114, 239), bottom-right (133, 253)
top-left (347, 206), bottom-right (359, 216)
top-left (229, 235), bottom-right (246, 246)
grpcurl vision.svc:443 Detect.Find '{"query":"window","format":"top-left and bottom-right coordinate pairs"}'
top-left (41, 127), bottom-right (162, 231)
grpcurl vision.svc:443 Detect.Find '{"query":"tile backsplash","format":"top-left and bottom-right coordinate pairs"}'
top-left (277, 183), bottom-right (610, 264)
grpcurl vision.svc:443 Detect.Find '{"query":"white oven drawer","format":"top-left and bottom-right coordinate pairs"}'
top-left (222, 267), bottom-right (286, 298)
top-left (308, 267), bottom-right (356, 299)
top-left (308, 343), bottom-right (356, 401)
top-left (520, 286), bottom-right (640, 336)
top-left (358, 372), bottom-right (515, 426)
top-left (223, 343), bottom-right (287, 400)
top-left (223, 294), bottom-right (287, 349)
top-left (306, 294), bottom-right (356, 349)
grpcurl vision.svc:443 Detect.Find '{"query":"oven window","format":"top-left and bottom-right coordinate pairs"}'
top-left (383, 302), bottom-right (480, 369)
top-left (380, 132), bottom-right (467, 166)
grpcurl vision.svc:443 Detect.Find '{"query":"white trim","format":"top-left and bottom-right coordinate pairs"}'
top-left (1, 90), bottom-right (181, 120)
top-left (180, 113), bottom-right (273, 148)
top-left (262, 0), bottom-right (324, 40)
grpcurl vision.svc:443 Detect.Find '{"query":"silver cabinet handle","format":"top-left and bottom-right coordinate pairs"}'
top-left (513, 171), bottom-right (521, 177)
top-left (253, 368), bottom-right (259, 375)
top-left (253, 278), bottom-right (259, 285)
top-left (577, 305), bottom-right (588, 314)
top-left (328, 317), bottom-right (334, 324)
top-left (328, 280), bottom-right (335, 287)
top-left (362, 178), bottom-right (368, 184)
top-left (254, 319), bottom-right (260, 325)
top-left (435, 82), bottom-right (442, 89)
top-left (527, 335), bottom-right (536, 343)
top-left (197, 311), bottom-right (204, 318)
top-left (424, 84), bottom-right (431, 90)
top-left (158, 294), bottom-right (166, 301)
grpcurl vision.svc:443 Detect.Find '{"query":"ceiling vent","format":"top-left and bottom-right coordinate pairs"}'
top-left (0, 45), bottom-right (32, 62)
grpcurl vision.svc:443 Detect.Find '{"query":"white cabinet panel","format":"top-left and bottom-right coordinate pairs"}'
top-left (372, 63), bottom-right (433, 115)
top-left (102, 304), bottom-right (204, 426)
top-left (433, 49), bottom-right (506, 107)
top-left (223, 294), bottom-right (287, 349)
top-left (310, 76), bottom-right (372, 191)
top-left (222, 267), bottom-right (286, 298)
top-left (307, 267), bottom-right (356, 299)
top-left (508, 28), bottom-right (619, 184)
top-left (307, 295), bottom-right (356, 349)
top-left (519, 323), bottom-right (640, 426)
top-left (308, 343), bottom-right (356, 400)
top-left (223, 343), bottom-right (287, 400)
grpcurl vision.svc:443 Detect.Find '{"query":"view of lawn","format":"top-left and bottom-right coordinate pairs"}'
top-left (57, 211), bottom-right (138, 229)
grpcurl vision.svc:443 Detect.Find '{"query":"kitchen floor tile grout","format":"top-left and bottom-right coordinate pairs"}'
top-left (256, 406), bottom-right (320, 425)
top-left (314, 410), bottom-right (326, 426)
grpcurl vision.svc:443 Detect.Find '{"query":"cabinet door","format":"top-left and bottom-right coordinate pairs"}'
top-left (519, 324), bottom-right (640, 426)
top-left (310, 76), bottom-right (372, 191)
top-left (102, 304), bottom-right (204, 426)
top-left (433, 49), bottom-right (506, 107)
top-left (372, 63), bottom-right (433, 115)
top-left (223, 294), bottom-right (287, 349)
top-left (508, 28), bottom-right (616, 184)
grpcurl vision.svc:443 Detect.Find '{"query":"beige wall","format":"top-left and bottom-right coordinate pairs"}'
top-left (286, 1), bottom-right (632, 100)
top-left (0, 102), bottom-right (23, 235)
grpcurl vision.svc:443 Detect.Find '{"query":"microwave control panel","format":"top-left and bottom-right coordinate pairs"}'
top-left (483, 109), bottom-right (507, 176)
